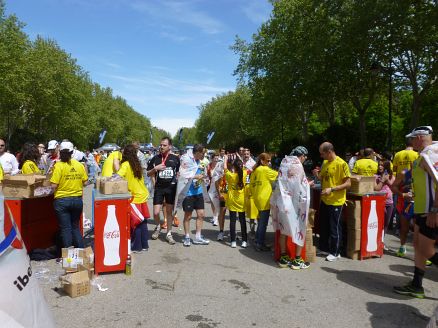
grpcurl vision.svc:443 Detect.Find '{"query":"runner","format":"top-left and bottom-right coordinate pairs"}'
top-left (277, 146), bottom-right (311, 269)
top-left (180, 144), bottom-right (210, 246)
top-left (147, 137), bottom-right (180, 244)
top-left (352, 148), bottom-right (378, 176)
top-left (394, 126), bottom-right (438, 299)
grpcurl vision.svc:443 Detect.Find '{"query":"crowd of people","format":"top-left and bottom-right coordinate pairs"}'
top-left (0, 124), bottom-right (437, 299)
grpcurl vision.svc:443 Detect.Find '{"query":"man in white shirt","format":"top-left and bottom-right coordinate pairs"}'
top-left (0, 139), bottom-right (19, 175)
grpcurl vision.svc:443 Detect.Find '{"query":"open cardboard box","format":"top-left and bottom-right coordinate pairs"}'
top-left (2, 174), bottom-right (46, 198)
top-left (99, 179), bottom-right (128, 195)
top-left (62, 246), bottom-right (94, 273)
top-left (349, 175), bottom-right (375, 194)
top-left (60, 270), bottom-right (90, 298)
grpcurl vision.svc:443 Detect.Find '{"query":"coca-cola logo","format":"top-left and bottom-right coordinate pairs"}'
top-left (104, 230), bottom-right (120, 239)
top-left (368, 222), bottom-right (378, 229)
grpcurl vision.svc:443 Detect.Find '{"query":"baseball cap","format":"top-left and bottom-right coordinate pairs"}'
top-left (47, 140), bottom-right (58, 150)
top-left (405, 126), bottom-right (433, 138)
top-left (290, 146), bottom-right (309, 157)
top-left (59, 141), bottom-right (74, 152)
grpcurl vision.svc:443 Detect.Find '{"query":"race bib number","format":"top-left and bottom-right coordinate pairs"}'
top-left (158, 168), bottom-right (174, 179)
top-left (246, 175), bottom-right (250, 184)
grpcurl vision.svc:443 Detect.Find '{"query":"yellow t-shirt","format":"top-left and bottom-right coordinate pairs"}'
top-left (117, 161), bottom-right (148, 204)
top-left (320, 156), bottom-right (351, 206)
top-left (352, 158), bottom-right (378, 176)
top-left (0, 164), bottom-right (3, 182)
top-left (101, 151), bottom-right (122, 177)
top-left (244, 172), bottom-right (258, 219)
top-left (50, 159), bottom-right (88, 199)
top-left (225, 169), bottom-right (247, 212)
top-left (393, 149), bottom-right (418, 176)
top-left (21, 160), bottom-right (40, 174)
top-left (249, 166), bottom-right (278, 211)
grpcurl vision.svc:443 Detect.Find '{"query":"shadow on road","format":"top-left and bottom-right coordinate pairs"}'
top-left (366, 301), bottom-right (430, 328)
top-left (389, 264), bottom-right (438, 283)
top-left (321, 266), bottom-right (438, 301)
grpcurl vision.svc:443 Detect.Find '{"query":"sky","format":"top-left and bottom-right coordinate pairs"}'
top-left (5, 0), bottom-right (272, 137)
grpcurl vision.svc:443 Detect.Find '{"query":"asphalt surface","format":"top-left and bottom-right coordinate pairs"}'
top-left (35, 186), bottom-right (438, 328)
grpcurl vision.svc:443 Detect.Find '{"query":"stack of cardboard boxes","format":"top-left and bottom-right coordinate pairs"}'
top-left (305, 209), bottom-right (317, 262)
top-left (2, 174), bottom-right (52, 198)
top-left (59, 247), bottom-right (94, 298)
top-left (345, 200), bottom-right (362, 260)
top-left (96, 177), bottom-right (128, 195)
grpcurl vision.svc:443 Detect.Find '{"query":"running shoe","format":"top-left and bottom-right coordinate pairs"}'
top-left (151, 227), bottom-right (160, 240)
top-left (326, 254), bottom-right (341, 262)
top-left (166, 233), bottom-right (176, 245)
top-left (217, 232), bottom-right (224, 241)
top-left (241, 241), bottom-right (248, 248)
top-left (290, 258), bottom-right (310, 270)
top-left (183, 236), bottom-right (191, 247)
top-left (426, 260), bottom-right (432, 267)
top-left (212, 216), bottom-right (219, 226)
top-left (278, 255), bottom-right (293, 268)
top-left (396, 246), bottom-right (407, 257)
top-left (393, 283), bottom-right (425, 299)
top-left (173, 216), bottom-right (179, 227)
top-left (231, 241), bottom-right (237, 248)
top-left (192, 236), bottom-right (210, 245)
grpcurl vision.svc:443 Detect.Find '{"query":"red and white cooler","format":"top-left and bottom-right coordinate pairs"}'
top-left (359, 194), bottom-right (385, 259)
top-left (94, 191), bottom-right (131, 275)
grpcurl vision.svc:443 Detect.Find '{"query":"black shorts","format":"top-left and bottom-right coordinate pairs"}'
top-left (220, 200), bottom-right (226, 207)
top-left (415, 214), bottom-right (438, 240)
top-left (153, 185), bottom-right (177, 205)
top-left (182, 194), bottom-right (204, 212)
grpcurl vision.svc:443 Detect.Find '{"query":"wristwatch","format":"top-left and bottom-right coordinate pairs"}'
top-left (430, 207), bottom-right (438, 213)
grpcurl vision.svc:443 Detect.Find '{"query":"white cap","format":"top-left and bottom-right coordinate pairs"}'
top-left (47, 140), bottom-right (58, 150)
top-left (59, 141), bottom-right (74, 152)
top-left (405, 126), bottom-right (433, 138)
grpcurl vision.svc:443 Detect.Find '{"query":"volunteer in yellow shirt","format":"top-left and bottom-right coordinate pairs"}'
top-left (0, 164), bottom-right (3, 182)
top-left (101, 150), bottom-right (122, 177)
top-left (250, 152), bottom-right (278, 251)
top-left (19, 143), bottom-right (41, 174)
top-left (224, 156), bottom-right (248, 248)
top-left (393, 139), bottom-right (418, 176)
top-left (117, 144), bottom-right (150, 252)
top-left (352, 148), bottom-right (378, 176)
top-left (313, 142), bottom-right (351, 262)
top-left (50, 141), bottom-right (88, 248)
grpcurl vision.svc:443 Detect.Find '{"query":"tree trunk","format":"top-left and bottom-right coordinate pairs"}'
top-left (409, 89), bottom-right (421, 130)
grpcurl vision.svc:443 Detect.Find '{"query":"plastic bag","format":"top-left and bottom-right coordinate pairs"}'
top-left (0, 195), bottom-right (56, 328)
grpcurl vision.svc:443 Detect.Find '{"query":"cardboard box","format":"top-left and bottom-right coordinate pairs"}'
top-left (2, 174), bottom-right (45, 198)
top-left (347, 249), bottom-right (361, 260)
top-left (345, 200), bottom-right (362, 229)
top-left (305, 229), bottom-right (313, 246)
top-left (60, 270), bottom-right (90, 298)
top-left (349, 175), bottom-right (375, 194)
top-left (347, 229), bottom-right (361, 251)
top-left (306, 246), bottom-right (317, 263)
top-left (99, 179), bottom-right (128, 194)
top-left (308, 209), bottom-right (316, 228)
top-left (62, 247), bottom-right (94, 273)
top-left (78, 264), bottom-right (95, 280)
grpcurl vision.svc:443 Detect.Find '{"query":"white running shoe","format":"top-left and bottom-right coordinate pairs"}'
top-left (241, 241), bottom-right (248, 248)
top-left (326, 254), bottom-right (341, 262)
top-left (231, 241), bottom-right (237, 248)
top-left (217, 232), bottom-right (224, 241)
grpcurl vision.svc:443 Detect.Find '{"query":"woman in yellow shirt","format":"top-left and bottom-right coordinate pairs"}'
top-left (19, 143), bottom-right (41, 174)
top-left (250, 153), bottom-right (278, 251)
top-left (117, 144), bottom-right (150, 252)
top-left (50, 142), bottom-right (88, 248)
top-left (224, 156), bottom-right (248, 248)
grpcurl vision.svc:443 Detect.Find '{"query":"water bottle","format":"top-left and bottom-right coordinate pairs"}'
top-left (125, 254), bottom-right (131, 275)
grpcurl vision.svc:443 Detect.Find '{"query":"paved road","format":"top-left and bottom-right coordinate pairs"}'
top-left (36, 186), bottom-right (438, 328)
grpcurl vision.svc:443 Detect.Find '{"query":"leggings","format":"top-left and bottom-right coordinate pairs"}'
top-left (229, 211), bottom-right (247, 242)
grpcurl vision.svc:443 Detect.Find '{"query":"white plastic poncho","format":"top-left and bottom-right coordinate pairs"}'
top-left (0, 195), bottom-right (56, 328)
top-left (270, 155), bottom-right (310, 247)
top-left (174, 149), bottom-right (210, 214)
top-left (207, 161), bottom-right (224, 213)
top-left (420, 141), bottom-right (438, 185)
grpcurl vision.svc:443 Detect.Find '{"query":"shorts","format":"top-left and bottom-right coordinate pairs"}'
top-left (220, 200), bottom-right (226, 207)
top-left (183, 194), bottom-right (204, 212)
top-left (153, 185), bottom-right (177, 205)
top-left (415, 214), bottom-right (438, 240)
